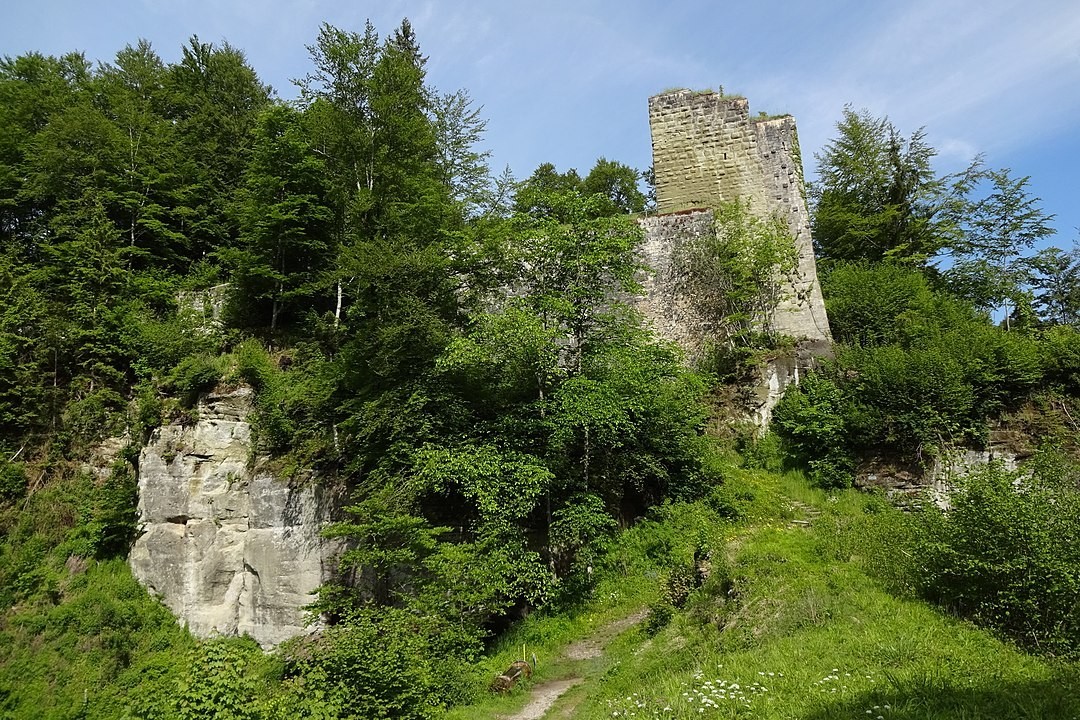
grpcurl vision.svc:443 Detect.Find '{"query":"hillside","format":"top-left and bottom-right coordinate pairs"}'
top-left (1, 15), bottom-right (1079, 720)
top-left (451, 468), bottom-right (1080, 720)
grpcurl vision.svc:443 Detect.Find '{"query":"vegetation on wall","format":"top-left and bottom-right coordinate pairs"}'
top-left (672, 199), bottom-right (799, 378)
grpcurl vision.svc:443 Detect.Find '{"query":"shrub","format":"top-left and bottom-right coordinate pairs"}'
top-left (916, 461), bottom-right (1080, 657)
top-left (167, 354), bottom-right (223, 406)
top-left (844, 343), bottom-right (976, 450)
top-left (771, 372), bottom-right (855, 487)
top-left (287, 608), bottom-right (444, 719)
top-left (823, 261), bottom-right (933, 347)
top-left (0, 459), bottom-right (27, 503)
top-left (1039, 324), bottom-right (1080, 392)
top-left (173, 640), bottom-right (260, 720)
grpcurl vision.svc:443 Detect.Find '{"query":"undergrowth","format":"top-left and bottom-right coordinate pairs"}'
top-left (449, 466), bottom-right (1080, 720)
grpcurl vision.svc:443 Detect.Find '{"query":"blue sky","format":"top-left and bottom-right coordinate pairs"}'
top-left (3, 0), bottom-right (1079, 249)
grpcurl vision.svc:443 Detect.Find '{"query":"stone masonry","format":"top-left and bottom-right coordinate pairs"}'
top-left (643, 89), bottom-right (831, 344)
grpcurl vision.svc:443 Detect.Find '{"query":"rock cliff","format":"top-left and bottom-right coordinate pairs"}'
top-left (129, 386), bottom-right (342, 648)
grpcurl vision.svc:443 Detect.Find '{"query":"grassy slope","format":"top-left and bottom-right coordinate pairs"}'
top-left (1, 462), bottom-right (1076, 719)
top-left (0, 559), bottom-right (196, 719)
top-left (452, 468), bottom-right (1080, 720)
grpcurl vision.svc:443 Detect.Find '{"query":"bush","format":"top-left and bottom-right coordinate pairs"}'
top-left (1039, 324), bottom-right (1080, 392)
top-left (916, 461), bottom-right (1080, 657)
top-left (65, 462), bottom-right (139, 560)
top-left (0, 459), bottom-right (27, 503)
top-left (173, 640), bottom-right (260, 720)
top-left (167, 354), bottom-right (223, 406)
top-left (823, 262), bottom-right (934, 347)
top-left (844, 343), bottom-right (976, 450)
top-left (286, 608), bottom-right (444, 719)
top-left (771, 372), bottom-right (855, 488)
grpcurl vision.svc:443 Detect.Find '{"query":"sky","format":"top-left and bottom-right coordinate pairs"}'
top-left (2, 0), bottom-right (1079, 249)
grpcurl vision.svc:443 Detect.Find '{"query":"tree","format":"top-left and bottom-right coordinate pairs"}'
top-left (0, 253), bottom-right (48, 439)
top-left (321, 486), bottom-right (444, 609)
top-left (297, 19), bottom-right (469, 335)
top-left (227, 103), bottom-right (333, 331)
top-left (0, 51), bottom-right (91, 255)
top-left (167, 36), bottom-right (270, 261)
top-left (581, 157), bottom-right (646, 216)
top-left (432, 88), bottom-right (492, 216)
top-left (97, 41), bottom-right (187, 271)
top-left (950, 168), bottom-right (1056, 329)
top-left (1025, 245), bottom-right (1080, 326)
top-left (512, 162), bottom-right (583, 220)
top-left (509, 189), bottom-right (645, 372)
top-left (810, 106), bottom-right (974, 266)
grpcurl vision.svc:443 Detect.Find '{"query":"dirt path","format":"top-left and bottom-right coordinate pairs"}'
top-left (501, 608), bottom-right (648, 720)
top-left (563, 608), bottom-right (648, 661)
top-left (503, 678), bottom-right (584, 720)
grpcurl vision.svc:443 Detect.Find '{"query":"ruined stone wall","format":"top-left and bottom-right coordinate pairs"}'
top-left (646, 90), bottom-right (831, 343)
top-left (635, 209), bottom-right (716, 359)
top-left (649, 92), bottom-right (767, 212)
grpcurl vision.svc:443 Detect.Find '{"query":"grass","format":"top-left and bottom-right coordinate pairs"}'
top-left (2, 456), bottom-right (1076, 719)
top-left (448, 466), bottom-right (1080, 720)
top-left (0, 558), bottom-right (197, 718)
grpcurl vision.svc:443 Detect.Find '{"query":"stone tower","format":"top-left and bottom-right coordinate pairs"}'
top-left (640, 89), bottom-right (831, 345)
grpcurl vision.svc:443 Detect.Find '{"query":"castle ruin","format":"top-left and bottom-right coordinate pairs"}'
top-left (635, 89), bottom-right (832, 427)
top-left (636, 89), bottom-right (831, 352)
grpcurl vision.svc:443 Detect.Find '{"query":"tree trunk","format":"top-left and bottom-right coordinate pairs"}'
top-left (335, 281), bottom-right (343, 327)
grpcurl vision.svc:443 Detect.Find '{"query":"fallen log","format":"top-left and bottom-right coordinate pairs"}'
top-left (491, 660), bottom-right (532, 692)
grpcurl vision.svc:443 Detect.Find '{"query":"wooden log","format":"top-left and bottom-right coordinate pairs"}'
top-left (490, 660), bottom-right (532, 692)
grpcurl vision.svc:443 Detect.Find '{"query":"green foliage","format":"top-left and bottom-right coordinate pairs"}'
top-left (1038, 324), bottom-right (1080, 391)
top-left (0, 558), bottom-right (194, 718)
top-left (784, 262), bottom-right (1046, 481)
top-left (64, 463), bottom-right (140, 560)
top-left (1024, 245), bottom-right (1080, 325)
top-left (946, 168), bottom-right (1056, 327)
top-left (0, 459), bottom-right (27, 503)
top-left (230, 339), bottom-right (337, 460)
top-left (409, 538), bottom-right (533, 654)
top-left (167, 353), bottom-right (224, 405)
top-left (549, 493), bottom-right (618, 575)
top-left (513, 158), bottom-right (646, 220)
top-left (915, 460), bottom-right (1080, 657)
top-left (282, 608), bottom-right (445, 720)
top-left (225, 103), bottom-right (333, 331)
top-left (321, 486), bottom-right (445, 610)
top-left (823, 261), bottom-right (934, 347)
top-left (173, 640), bottom-right (261, 720)
top-left (675, 198), bottom-right (798, 352)
top-left (432, 88), bottom-right (493, 215)
top-left (845, 343), bottom-right (977, 449)
top-left (415, 443), bottom-right (551, 533)
top-left (810, 106), bottom-right (964, 265)
top-left (581, 157), bottom-right (647, 215)
top-left (735, 430), bottom-right (785, 475)
top-left (771, 372), bottom-right (854, 487)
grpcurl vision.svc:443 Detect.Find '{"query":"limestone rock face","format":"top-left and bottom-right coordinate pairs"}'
top-left (856, 436), bottom-right (1025, 508)
top-left (129, 387), bottom-right (341, 648)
